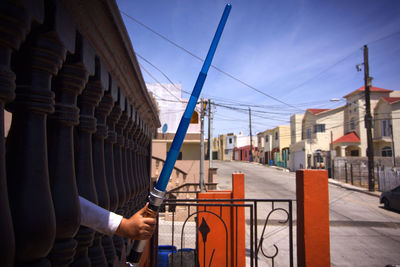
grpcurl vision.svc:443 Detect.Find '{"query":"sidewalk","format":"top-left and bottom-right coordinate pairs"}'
top-left (260, 162), bottom-right (382, 198)
top-left (327, 178), bottom-right (381, 198)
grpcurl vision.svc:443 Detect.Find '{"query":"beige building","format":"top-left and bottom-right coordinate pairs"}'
top-left (333, 86), bottom-right (393, 157)
top-left (289, 86), bottom-right (399, 172)
top-left (290, 114), bottom-right (304, 145)
top-left (373, 96), bottom-right (400, 161)
top-left (257, 130), bottom-right (267, 164)
top-left (290, 107), bottom-right (345, 171)
top-left (214, 133), bottom-right (236, 161)
top-left (258, 126), bottom-right (290, 167)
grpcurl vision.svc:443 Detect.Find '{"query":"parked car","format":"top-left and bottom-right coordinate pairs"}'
top-left (380, 185), bottom-right (400, 211)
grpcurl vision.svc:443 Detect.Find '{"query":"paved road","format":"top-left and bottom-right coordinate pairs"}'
top-left (214, 160), bottom-right (400, 267)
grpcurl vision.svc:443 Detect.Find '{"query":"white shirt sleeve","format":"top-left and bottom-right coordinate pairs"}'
top-left (79, 196), bottom-right (123, 236)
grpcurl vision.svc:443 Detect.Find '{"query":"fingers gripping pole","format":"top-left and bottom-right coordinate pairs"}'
top-left (127, 4), bottom-right (231, 265)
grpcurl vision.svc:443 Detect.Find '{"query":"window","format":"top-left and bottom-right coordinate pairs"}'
top-left (382, 147), bottom-right (392, 157)
top-left (275, 132), bottom-right (278, 140)
top-left (177, 152), bottom-right (183, 160)
top-left (381, 120), bottom-right (390, 137)
top-left (190, 111), bottom-right (199, 124)
top-left (306, 128), bottom-right (311, 139)
top-left (350, 150), bottom-right (359, 157)
top-left (291, 130), bottom-right (295, 137)
top-left (350, 118), bottom-right (355, 130)
top-left (229, 138), bottom-right (232, 144)
top-left (265, 135), bottom-right (269, 142)
top-left (314, 124), bottom-right (325, 133)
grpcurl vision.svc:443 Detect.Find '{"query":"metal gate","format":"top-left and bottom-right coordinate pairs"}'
top-left (156, 198), bottom-right (294, 267)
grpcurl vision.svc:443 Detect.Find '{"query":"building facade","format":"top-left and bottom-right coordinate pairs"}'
top-left (148, 84), bottom-right (209, 191)
top-left (334, 86), bottom-right (393, 157)
top-left (373, 97), bottom-right (400, 163)
top-left (290, 107), bottom-right (344, 171)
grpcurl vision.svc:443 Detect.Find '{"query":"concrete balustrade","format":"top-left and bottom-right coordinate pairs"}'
top-left (0, 0), bottom-right (160, 266)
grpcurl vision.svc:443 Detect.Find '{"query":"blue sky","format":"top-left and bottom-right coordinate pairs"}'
top-left (116, 0), bottom-right (400, 136)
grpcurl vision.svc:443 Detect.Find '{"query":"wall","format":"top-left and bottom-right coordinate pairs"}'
top-left (392, 104), bottom-right (400, 160)
top-left (345, 91), bottom-right (391, 156)
top-left (146, 83), bottom-right (201, 134)
top-left (291, 114), bottom-right (304, 145)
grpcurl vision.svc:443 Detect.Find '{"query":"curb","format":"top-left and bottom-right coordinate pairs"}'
top-left (328, 178), bottom-right (381, 198)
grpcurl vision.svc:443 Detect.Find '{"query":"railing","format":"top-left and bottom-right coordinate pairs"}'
top-left (0, 1), bottom-right (159, 266)
top-left (157, 198), bottom-right (294, 267)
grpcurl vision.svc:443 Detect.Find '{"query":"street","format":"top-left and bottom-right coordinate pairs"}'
top-left (214, 160), bottom-right (400, 267)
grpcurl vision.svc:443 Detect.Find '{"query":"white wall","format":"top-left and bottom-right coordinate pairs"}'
top-left (147, 83), bottom-right (201, 134)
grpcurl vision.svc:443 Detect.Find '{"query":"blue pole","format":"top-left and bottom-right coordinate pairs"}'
top-left (155, 4), bottom-right (231, 192)
top-left (128, 5), bottom-right (231, 265)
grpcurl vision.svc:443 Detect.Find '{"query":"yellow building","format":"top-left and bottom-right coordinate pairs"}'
top-left (258, 126), bottom-right (290, 167)
top-left (373, 96), bottom-right (400, 163)
top-left (333, 86), bottom-right (393, 157)
top-left (290, 106), bottom-right (345, 171)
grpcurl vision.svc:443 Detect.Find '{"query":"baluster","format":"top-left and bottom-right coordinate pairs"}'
top-left (94, 89), bottom-right (118, 266)
top-left (47, 38), bottom-right (91, 265)
top-left (104, 92), bottom-right (123, 260)
top-left (104, 87), bottom-right (119, 213)
top-left (130, 112), bottom-right (140, 213)
top-left (143, 125), bottom-right (151, 198)
top-left (71, 61), bottom-right (105, 266)
top-left (85, 59), bottom-right (111, 267)
top-left (138, 118), bottom-right (147, 204)
top-left (114, 95), bottom-right (128, 212)
top-left (6, 28), bottom-right (67, 265)
top-left (134, 115), bottom-right (145, 206)
top-left (0, 1), bottom-right (33, 265)
top-left (120, 102), bottom-right (132, 216)
top-left (125, 105), bottom-right (135, 215)
top-left (110, 98), bottom-right (126, 258)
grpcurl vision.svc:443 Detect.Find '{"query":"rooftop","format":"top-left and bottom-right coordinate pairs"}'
top-left (307, 108), bottom-right (330, 115)
top-left (333, 132), bottom-right (360, 144)
top-left (344, 86), bottom-right (392, 98)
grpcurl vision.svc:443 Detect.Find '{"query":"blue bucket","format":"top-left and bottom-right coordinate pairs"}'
top-left (158, 245), bottom-right (177, 267)
top-left (169, 248), bottom-right (198, 267)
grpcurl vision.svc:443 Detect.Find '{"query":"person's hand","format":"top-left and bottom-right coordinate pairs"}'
top-left (115, 203), bottom-right (156, 240)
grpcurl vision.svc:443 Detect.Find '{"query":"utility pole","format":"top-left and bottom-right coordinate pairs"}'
top-left (208, 99), bottom-right (213, 168)
top-left (249, 107), bottom-right (253, 162)
top-left (200, 99), bottom-right (206, 192)
top-left (362, 45), bottom-right (375, 191)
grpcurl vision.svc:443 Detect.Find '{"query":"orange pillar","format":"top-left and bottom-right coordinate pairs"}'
top-left (197, 173), bottom-right (246, 267)
top-left (296, 170), bottom-right (330, 267)
top-left (197, 191), bottom-right (232, 267)
top-left (231, 173), bottom-right (245, 267)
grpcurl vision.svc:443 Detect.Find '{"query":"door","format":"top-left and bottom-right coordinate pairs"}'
top-left (293, 151), bottom-right (305, 171)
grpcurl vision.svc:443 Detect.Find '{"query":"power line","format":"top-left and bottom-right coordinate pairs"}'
top-left (120, 9), bottom-right (303, 111)
top-left (139, 63), bottom-right (184, 102)
top-left (136, 52), bottom-right (192, 96)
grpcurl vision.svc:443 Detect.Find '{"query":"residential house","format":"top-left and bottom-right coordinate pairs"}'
top-left (215, 133), bottom-right (236, 161)
top-left (333, 86), bottom-right (392, 157)
top-left (290, 107), bottom-right (345, 171)
top-left (233, 133), bottom-right (256, 161)
top-left (373, 96), bottom-right (400, 163)
top-left (148, 83), bottom-right (209, 190)
top-left (257, 131), bottom-right (267, 164)
top-left (263, 129), bottom-right (274, 165)
top-left (291, 114), bottom-right (304, 145)
top-left (271, 125), bottom-right (291, 168)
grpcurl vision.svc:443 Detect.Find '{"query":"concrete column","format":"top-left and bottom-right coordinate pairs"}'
top-left (296, 170), bottom-right (330, 267)
top-left (340, 146), bottom-right (346, 157)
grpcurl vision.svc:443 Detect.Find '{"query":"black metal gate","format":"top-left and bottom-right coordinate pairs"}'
top-left (156, 198), bottom-right (294, 267)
